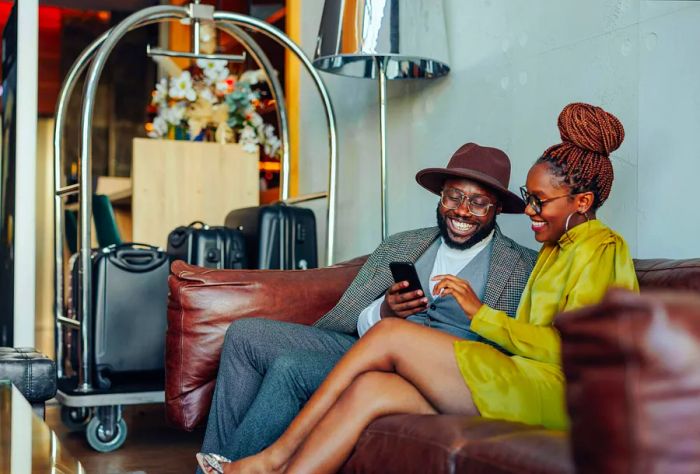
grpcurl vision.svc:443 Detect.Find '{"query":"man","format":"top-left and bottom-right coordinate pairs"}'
top-left (198, 143), bottom-right (537, 467)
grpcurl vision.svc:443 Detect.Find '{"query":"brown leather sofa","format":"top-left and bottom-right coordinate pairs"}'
top-left (166, 257), bottom-right (700, 473)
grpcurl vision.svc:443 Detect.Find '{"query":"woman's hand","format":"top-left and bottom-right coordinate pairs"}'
top-left (380, 281), bottom-right (429, 319)
top-left (431, 275), bottom-right (483, 319)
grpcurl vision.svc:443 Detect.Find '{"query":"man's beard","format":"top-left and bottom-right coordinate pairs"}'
top-left (436, 205), bottom-right (497, 250)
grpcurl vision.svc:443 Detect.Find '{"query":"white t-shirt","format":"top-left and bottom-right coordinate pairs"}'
top-left (356, 230), bottom-right (495, 336)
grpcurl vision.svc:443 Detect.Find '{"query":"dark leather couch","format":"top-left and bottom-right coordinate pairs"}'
top-left (166, 257), bottom-right (700, 473)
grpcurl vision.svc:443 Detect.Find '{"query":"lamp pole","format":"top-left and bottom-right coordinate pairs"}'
top-left (377, 57), bottom-right (388, 241)
top-left (313, 0), bottom-right (450, 245)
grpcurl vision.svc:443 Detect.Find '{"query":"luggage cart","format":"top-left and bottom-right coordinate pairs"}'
top-left (53, 1), bottom-right (338, 452)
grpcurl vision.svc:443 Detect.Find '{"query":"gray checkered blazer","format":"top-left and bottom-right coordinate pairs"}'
top-left (314, 226), bottom-right (538, 335)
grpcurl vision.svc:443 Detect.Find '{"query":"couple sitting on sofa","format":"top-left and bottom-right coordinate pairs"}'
top-left (196, 102), bottom-right (640, 473)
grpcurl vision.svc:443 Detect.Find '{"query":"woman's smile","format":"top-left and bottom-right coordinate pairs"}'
top-left (530, 220), bottom-right (546, 233)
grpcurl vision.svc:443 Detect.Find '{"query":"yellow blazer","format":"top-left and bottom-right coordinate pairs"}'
top-left (455, 219), bottom-right (639, 430)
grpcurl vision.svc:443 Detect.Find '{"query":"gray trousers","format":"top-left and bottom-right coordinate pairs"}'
top-left (199, 318), bottom-right (357, 466)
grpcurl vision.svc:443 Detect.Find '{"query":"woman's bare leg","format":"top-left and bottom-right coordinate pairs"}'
top-left (285, 371), bottom-right (438, 474)
top-left (224, 318), bottom-right (477, 473)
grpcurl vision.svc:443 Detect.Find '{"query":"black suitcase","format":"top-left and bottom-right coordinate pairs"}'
top-left (69, 243), bottom-right (169, 389)
top-left (224, 204), bottom-right (317, 270)
top-left (167, 221), bottom-right (246, 269)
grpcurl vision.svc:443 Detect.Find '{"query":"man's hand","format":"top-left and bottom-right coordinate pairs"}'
top-left (380, 281), bottom-right (429, 319)
top-left (431, 275), bottom-right (483, 319)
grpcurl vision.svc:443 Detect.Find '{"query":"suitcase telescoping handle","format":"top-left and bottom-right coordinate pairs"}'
top-left (106, 243), bottom-right (166, 273)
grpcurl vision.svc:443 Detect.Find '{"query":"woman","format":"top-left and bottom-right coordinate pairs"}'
top-left (197, 102), bottom-right (639, 474)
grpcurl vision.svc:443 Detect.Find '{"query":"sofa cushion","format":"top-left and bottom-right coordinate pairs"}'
top-left (559, 289), bottom-right (700, 473)
top-left (342, 414), bottom-right (572, 474)
top-left (166, 258), bottom-right (366, 430)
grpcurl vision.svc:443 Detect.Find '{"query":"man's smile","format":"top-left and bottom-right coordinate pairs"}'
top-left (447, 217), bottom-right (477, 238)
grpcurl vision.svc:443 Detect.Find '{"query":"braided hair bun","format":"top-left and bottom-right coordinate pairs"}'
top-left (556, 102), bottom-right (624, 155)
top-left (538, 102), bottom-right (625, 209)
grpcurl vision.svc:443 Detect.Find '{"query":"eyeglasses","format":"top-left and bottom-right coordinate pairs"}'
top-left (519, 186), bottom-right (571, 215)
top-left (440, 188), bottom-right (494, 216)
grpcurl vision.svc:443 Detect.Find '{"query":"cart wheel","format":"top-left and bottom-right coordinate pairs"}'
top-left (86, 416), bottom-right (127, 452)
top-left (60, 406), bottom-right (92, 431)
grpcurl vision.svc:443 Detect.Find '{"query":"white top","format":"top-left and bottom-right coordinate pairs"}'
top-left (356, 230), bottom-right (495, 336)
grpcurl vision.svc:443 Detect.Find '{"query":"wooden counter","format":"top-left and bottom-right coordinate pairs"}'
top-left (131, 138), bottom-right (259, 248)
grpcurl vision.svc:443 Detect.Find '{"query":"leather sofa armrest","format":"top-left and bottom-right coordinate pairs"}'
top-left (165, 258), bottom-right (366, 430)
top-left (558, 289), bottom-right (700, 473)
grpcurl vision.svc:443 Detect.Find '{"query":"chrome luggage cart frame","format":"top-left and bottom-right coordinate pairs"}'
top-left (53, 2), bottom-right (338, 452)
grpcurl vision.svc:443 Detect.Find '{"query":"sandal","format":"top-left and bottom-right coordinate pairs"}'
top-left (196, 452), bottom-right (232, 474)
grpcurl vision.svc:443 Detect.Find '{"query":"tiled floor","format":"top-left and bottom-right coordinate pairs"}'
top-left (45, 401), bottom-right (205, 473)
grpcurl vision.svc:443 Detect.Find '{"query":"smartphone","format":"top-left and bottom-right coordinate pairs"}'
top-left (389, 262), bottom-right (424, 294)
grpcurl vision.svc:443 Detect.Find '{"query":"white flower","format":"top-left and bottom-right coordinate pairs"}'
top-left (163, 102), bottom-right (187, 125)
top-left (197, 58), bottom-right (229, 83)
top-left (240, 125), bottom-right (257, 141)
top-left (148, 115), bottom-right (168, 138)
top-left (264, 137), bottom-right (281, 156)
top-left (242, 141), bottom-right (259, 153)
top-left (153, 77), bottom-right (168, 105)
top-left (169, 71), bottom-right (197, 101)
top-left (239, 125), bottom-right (259, 153)
top-left (198, 87), bottom-right (216, 104)
top-left (248, 112), bottom-right (263, 128)
top-left (215, 79), bottom-right (229, 94)
top-left (262, 124), bottom-right (281, 156)
top-left (263, 124), bottom-right (276, 139)
top-left (239, 69), bottom-right (266, 85)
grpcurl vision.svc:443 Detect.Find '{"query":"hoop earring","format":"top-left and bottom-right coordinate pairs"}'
top-left (563, 210), bottom-right (590, 242)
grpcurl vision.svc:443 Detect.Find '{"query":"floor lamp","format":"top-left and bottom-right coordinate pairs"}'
top-left (313, 0), bottom-right (450, 240)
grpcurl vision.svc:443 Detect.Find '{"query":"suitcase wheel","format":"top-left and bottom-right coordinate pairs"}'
top-left (86, 405), bottom-right (128, 452)
top-left (61, 406), bottom-right (92, 431)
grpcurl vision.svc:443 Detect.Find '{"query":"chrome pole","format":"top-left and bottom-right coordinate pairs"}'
top-left (146, 45), bottom-right (245, 62)
top-left (191, 1), bottom-right (201, 56)
top-left (213, 11), bottom-right (339, 266)
top-left (53, 13), bottom-right (185, 380)
top-left (377, 57), bottom-right (388, 241)
top-left (53, 31), bottom-right (106, 379)
top-left (77, 5), bottom-right (189, 391)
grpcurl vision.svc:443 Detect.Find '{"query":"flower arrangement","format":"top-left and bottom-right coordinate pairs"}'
top-left (147, 59), bottom-right (281, 157)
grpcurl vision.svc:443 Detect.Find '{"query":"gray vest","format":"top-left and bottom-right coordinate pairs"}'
top-left (407, 238), bottom-right (493, 340)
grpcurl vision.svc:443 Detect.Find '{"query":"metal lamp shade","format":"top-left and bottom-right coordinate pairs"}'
top-left (313, 0), bottom-right (450, 80)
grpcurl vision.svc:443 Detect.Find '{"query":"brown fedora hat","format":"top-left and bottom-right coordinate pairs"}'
top-left (415, 142), bottom-right (525, 214)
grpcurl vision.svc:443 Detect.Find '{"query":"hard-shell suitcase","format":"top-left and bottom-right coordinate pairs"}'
top-left (70, 243), bottom-right (169, 389)
top-left (167, 221), bottom-right (246, 269)
top-left (224, 203), bottom-right (317, 270)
